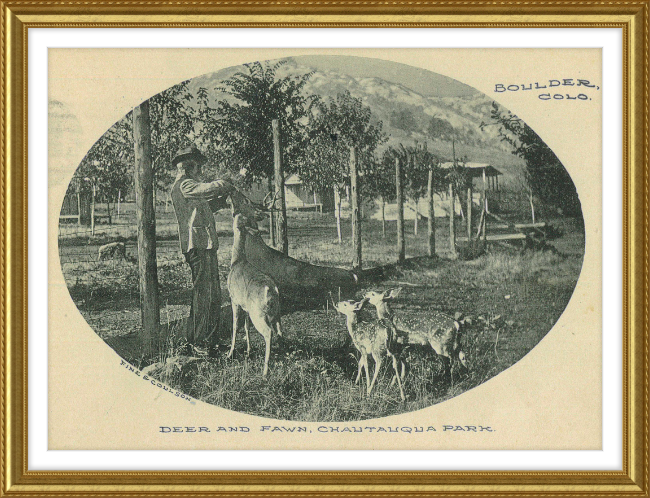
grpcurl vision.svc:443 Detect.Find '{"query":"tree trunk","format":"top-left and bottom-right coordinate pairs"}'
top-left (350, 146), bottom-right (361, 271)
top-left (107, 201), bottom-right (112, 225)
top-left (268, 176), bottom-right (276, 247)
top-left (482, 169), bottom-right (487, 241)
top-left (133, 100), bottom-right (160, 356)
top-left (381, 197), bottom-right (386, 238)
top-left (272, 119), bottom-right (288, 255)
top-left (117, 189), bottom-right (121, 220)
top-left (467, 186), bottom-right (473, 240)
top-left (529, 190), bottom-right (536, 224)
top-left (396, 157), bottom-right (405, 263)
top-left (91, 183), bottom-right (96, 236)
top-left (334, 185), bottom-right (342, 244)
top-left (427, 168), bottom-right (435, 257)
top-left (77, 190), bottom-right (82, 226)
top-left (413, 198), bottom-right (419, 236)
top-left (449, 182), bottom-right (456, 257)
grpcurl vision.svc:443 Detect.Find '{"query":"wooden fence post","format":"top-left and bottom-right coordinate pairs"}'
top-left (90, 183), bottom-right (96, 236)
top-left (427, 167), bottom-right (435, 257)
top-left (396, 156), bottom-right (405, 263)
top-left (481, 169), bottom-right (487, 241)
top-left (133, 100), bottom-right (160, 355)
top-left (334, 186), bottom-right (342, 243)
top-left (267, 176), bottom-right (276, 247)
top-left (449, 182), bottom-right (456, 257)
top-left (76, 186), bottom-right (82, 227)
top-left (381, 197), bottom-right (386, 237)
top-left (414, 198), bottom-right (419, 236)
top-left (350, 146), bottom-right (361, 271)
top-left (467, 186), bottom-right (473, 240)
top-left (272, 119), bottom-right (288, 255)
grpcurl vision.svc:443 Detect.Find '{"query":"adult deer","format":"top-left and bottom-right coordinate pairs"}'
top-left (364, 288), bottom-right (468, 385)
top-left (333, 298), bottom-right (405, 401)
top-left (227, 204), bottom-right (282, 377)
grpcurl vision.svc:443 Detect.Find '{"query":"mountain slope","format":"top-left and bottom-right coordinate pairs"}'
top-left (190, 58), bottom-right (527, 185)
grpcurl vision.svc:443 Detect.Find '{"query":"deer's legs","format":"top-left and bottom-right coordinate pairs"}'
top-left (390, 360), bottom-right (406, 386)
top-left (250, 313), bottom-right (274, 378)
top-left (368, 354), bottom-right (382, 395)
top-left (355, 354), bottom-right (364, 385)
top-left (274, 319), bottom-right (284, 351)
top-left (261, 324), bottom-right (272, 378)
top-left (227, 304), bottom-right (242, 359)
top-left (243, 316), bottom-right (251, 356)
top-left (363, 354), bottom-right (370, 389)
top-left (391, 355), bottom-right (406, 401)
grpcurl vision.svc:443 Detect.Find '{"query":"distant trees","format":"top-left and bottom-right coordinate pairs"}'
top-left (390, 108), bottom-right (419, 133)
top-left (427, 116), bottom-right (455, 141)
top-left (73, 79), bottom-right (200, 218)
top-left (298, 91), bottom-right (387, 243)
top-left (482, 101), bottom-right (581, 217)
top-left (361, 153), bottom-right (396, 237)
top-left (74, 115), bottom-right (133, 223)
top-left (401, 143), bottom-right (440, 236)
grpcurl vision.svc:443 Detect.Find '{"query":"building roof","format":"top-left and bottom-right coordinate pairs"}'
top-left (284, 174), bottom-right (302, 186)
top-left (440, 162), bottom-right (502, 178)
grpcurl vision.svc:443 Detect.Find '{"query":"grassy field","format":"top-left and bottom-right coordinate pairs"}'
top-left (59, 209), bottom-right (585, 421)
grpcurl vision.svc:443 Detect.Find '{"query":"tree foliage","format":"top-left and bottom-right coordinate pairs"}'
top-left (74, 115), bottom-right (134, 202)
top-left (427, 116), bottom-right (456, 141)
top-left (297, 91), bottom-right (388, 192)
top-left (148, 81), bottom-right (195, 191)
top-left (389, 108), bottom-right (419, 133)
top-left (400, 142), bottom-right (444, 201)
top-left (360, 152), bottom-right (396, 203)
top-left (211, 60), bottom-right (317, 184)
top-left (73, 80), bottom-right (199, 199)
top-left (481, 101), bottom-right (581, 216)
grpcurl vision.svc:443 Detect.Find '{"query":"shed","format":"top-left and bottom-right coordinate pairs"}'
top-left (284, 174), bottom-right (334, 213)
top-left (440, 162), bottom-right (502, 191)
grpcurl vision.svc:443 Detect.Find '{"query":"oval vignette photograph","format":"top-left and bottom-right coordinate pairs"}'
top-left (55, 55), bottom-right (586, 423)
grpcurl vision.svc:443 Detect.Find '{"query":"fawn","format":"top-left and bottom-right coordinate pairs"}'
top-left (364, 288), bottom-right (467, 384)
top-left (227, 213), bottom-right (282, 377)
top-left (334, 298), bottom-right (405, 401)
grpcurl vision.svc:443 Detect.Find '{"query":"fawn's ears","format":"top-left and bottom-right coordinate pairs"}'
top-left (386, 287), bottom-right (403, 300)
top-left (353, 298), bottom-right (369, 311)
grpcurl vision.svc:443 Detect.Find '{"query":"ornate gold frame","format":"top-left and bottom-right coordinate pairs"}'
top-left (1, 2), bottom-right (648, 496)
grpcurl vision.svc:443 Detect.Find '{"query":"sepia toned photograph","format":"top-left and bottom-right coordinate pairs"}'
top-left (49, 48), bottom-right (600, 450)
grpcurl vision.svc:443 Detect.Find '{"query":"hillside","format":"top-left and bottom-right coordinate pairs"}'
top-left (189, 57), bottom-right (527, 186)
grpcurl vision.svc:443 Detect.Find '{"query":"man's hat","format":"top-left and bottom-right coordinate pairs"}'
top-left (172, 146), bottom-right (207, 167)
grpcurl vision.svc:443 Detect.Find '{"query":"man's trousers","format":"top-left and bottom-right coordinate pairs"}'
top-left (184, 248), bottom-right (222, 346)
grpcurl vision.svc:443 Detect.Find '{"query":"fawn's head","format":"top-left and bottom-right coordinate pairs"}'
top-left (364, 287), bottom-right (402, 316)
top-left (333, 298), bottom-right (368, 321)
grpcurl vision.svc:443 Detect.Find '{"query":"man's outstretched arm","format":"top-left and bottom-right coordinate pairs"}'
top-left (180, 178), bottom-right (233, 200)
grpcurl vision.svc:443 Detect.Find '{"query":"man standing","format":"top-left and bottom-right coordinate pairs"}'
top-left (170, 146), bottom-right (234, 352)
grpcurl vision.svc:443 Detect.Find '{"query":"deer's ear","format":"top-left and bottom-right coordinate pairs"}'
top-left (387, 287), bottom-right (402, 300)
top-left (353, 298), bottom-right (368, 311)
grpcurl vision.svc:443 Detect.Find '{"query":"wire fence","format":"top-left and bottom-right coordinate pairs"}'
top-left (57, 200), bottom-right (229, 339)
top-left (58, 189), bottom-right (537, 341)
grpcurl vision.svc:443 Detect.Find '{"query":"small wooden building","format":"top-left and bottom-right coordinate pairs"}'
top-left (440, 162), bottom-right (502, 192)
top-left (284, 174), bottom-right (334, 213)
